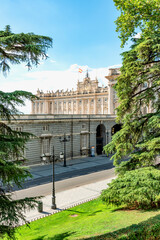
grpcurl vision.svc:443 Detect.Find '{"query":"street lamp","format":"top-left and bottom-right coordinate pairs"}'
top-left (51, 146), bottom-right (56, 209)
top-left (59, 133), bottom-right (70, 167)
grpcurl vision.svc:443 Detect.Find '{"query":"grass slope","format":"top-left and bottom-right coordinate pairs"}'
top-left (10, 199), bottom-right (160, 239)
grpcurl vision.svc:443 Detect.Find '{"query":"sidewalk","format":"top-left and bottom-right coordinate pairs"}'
top-left (23, 176), bottom-right (115, 223)
top-left (27, 155), bottom-right (113, 181)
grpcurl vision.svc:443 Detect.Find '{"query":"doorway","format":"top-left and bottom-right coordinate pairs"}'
top-left (96, 124), bottom-right (106, 155)
top-left (111, 124), bottom-right (122, 135)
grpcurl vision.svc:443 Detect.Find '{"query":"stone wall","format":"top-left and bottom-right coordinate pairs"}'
top-left (9, 114), bottom-right (116, 165)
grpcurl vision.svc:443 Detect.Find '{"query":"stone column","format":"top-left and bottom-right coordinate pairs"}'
top-left (41, 101), bottom-right (44, 114)
top-left (50, 102), bottom-right (53, 114)
top-left (82, 99), bottom-right (84, 114)
top-left (88, 99), bottom-right (91, 114)
top-left (62, 101), bottom-right (64, 114)
top-left (57, 100), bottom-right (59, 114)
top-left (44, 101), bottom-right (48, 114)
top-left (66, 101), bottom-right (69, 114)
top-left (31, 102), bottom-right (34, 114)
top-left (47, 101), bottom-right (50, 114)
top-left (101, 98), bottom-right (104, 114)
top-left (94, 96), bottom-right (97, 114)
top-left (52, 101), bottom-right (54, 114)
top-left (71, 101), bottom-right (74, 114)
top-left (108, 83), bottom-right (114, 114)
top-left (76, 99), bottom-right (79, 114)
top-left (39, 102), bottom-right (42, 114)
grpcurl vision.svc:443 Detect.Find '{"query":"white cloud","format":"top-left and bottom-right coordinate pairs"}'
top-left (133, 32), bottom-right (141, 39)
top-left (1, 63), bottom-right (121, 113)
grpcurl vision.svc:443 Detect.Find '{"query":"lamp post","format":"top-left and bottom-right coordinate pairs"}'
top-left (51, 146), bottom-right (56, 209)
top-left (59, 133), bottom-right (70, 167)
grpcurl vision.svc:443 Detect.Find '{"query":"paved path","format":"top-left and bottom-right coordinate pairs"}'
top-left (28, 155), bottom-right (113, 180)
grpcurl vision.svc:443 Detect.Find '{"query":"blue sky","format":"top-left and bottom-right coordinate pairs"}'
top-left (0, 0), bottom-right (129, 113)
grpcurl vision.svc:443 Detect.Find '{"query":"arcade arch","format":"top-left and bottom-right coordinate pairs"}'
top-left (111, 124), bottom-right (122, 135)
top-left (96, 124), bottom-right (106, 155)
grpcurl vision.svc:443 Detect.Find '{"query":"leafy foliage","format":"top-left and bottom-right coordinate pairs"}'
top-left (0, 94), bottom-right (40, 240)
top-left (104, 0), bottom-right (160, 172)
top-left (114, 0), bottom-right (160, 47)
top-left (101, 167), bottom-right (160, 209)
top-left (0, 25), bottom-right (52, 74)
top-left (0, 26), bottom-right (52, 239)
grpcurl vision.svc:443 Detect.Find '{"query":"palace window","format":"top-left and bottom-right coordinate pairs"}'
top-left (37, 103), bottom-right (39, 112)
top-left (82, 124), bottom-right (86, 129)
top-left (41, 102), bottom-right (43, 112)
top-left (33, 103), bottom-right (35, 110)
top-left (50, 102), bottom-right (52, 112)
top-left (42, 138), bottom-right (50, 155)
top-left (81, 134), bottom-right (88, 149)
top-left (104, 98), bottom-right (107, 102)
top-left (43, 125), bottom-right (49, 131)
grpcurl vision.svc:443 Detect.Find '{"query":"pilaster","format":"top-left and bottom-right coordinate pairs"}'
top-left (101, 98), bottom-right (104, 114)
top-left (82, 99), bottom-right (84, 114)
top-left (76, 99), bottom-right (79, 114)
top-left (94, 96), bottom-right (97, 114)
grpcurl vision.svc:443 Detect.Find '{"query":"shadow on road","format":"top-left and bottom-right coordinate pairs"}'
top-left (14, 161), bottom-right (114, 191)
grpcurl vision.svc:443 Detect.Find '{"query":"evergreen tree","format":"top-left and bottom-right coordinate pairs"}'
top-left (101, 167), bottom-right (160, 209)
top-left (104, 0), bottom-right (160, 172)
top-left (0, 25), bottom-right (52, 239)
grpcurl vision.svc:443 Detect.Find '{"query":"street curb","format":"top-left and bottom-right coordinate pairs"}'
top-left (18, 195), bottom-right (99, 226)
top-left (18, 176), bottom-right (116, 227)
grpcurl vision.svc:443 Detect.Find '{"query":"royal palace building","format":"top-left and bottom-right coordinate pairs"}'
top-left (31, 68), bottom-right (120, 115)
top-left (9, 68), bottom-right (121, 165)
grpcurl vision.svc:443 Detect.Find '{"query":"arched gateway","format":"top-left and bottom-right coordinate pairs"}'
top-left (111, 124), bottom-right (122, 135)
top-left (96, 124), bottom-right (106, 155)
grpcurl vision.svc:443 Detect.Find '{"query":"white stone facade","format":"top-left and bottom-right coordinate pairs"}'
top-left (31, 69), bottom-right (120, 115)
top-left (8, 68), bottom-right (122, 165)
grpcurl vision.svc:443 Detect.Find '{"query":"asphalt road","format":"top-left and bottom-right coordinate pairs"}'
top-left (12, 167), bottom-right (115, 200)
top-left (14, 161), bottom-right (114, 190)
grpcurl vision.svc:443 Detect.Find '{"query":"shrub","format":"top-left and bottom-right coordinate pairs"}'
top-left (101, 167), bottom-right (160, 209)
top-left (117, 222), bottom-right (160, 240)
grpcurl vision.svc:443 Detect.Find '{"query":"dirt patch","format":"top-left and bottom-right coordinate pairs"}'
top-left (70, 214), bottom-right (78, 217)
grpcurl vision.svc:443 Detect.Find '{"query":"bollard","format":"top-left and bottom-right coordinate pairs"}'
top-left (38, 201), bottom-right (43, 213)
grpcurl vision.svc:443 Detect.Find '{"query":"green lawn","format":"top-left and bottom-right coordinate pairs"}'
top-left (11, 199), bottom-right (160, 239)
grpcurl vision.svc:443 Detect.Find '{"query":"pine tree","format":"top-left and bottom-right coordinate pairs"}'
top-left (101, 166), bottom-right (160, 209)
top-left (0, 25), bottom-right (52, 239)
top-left (104, 0), bottom-right (160, 173)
